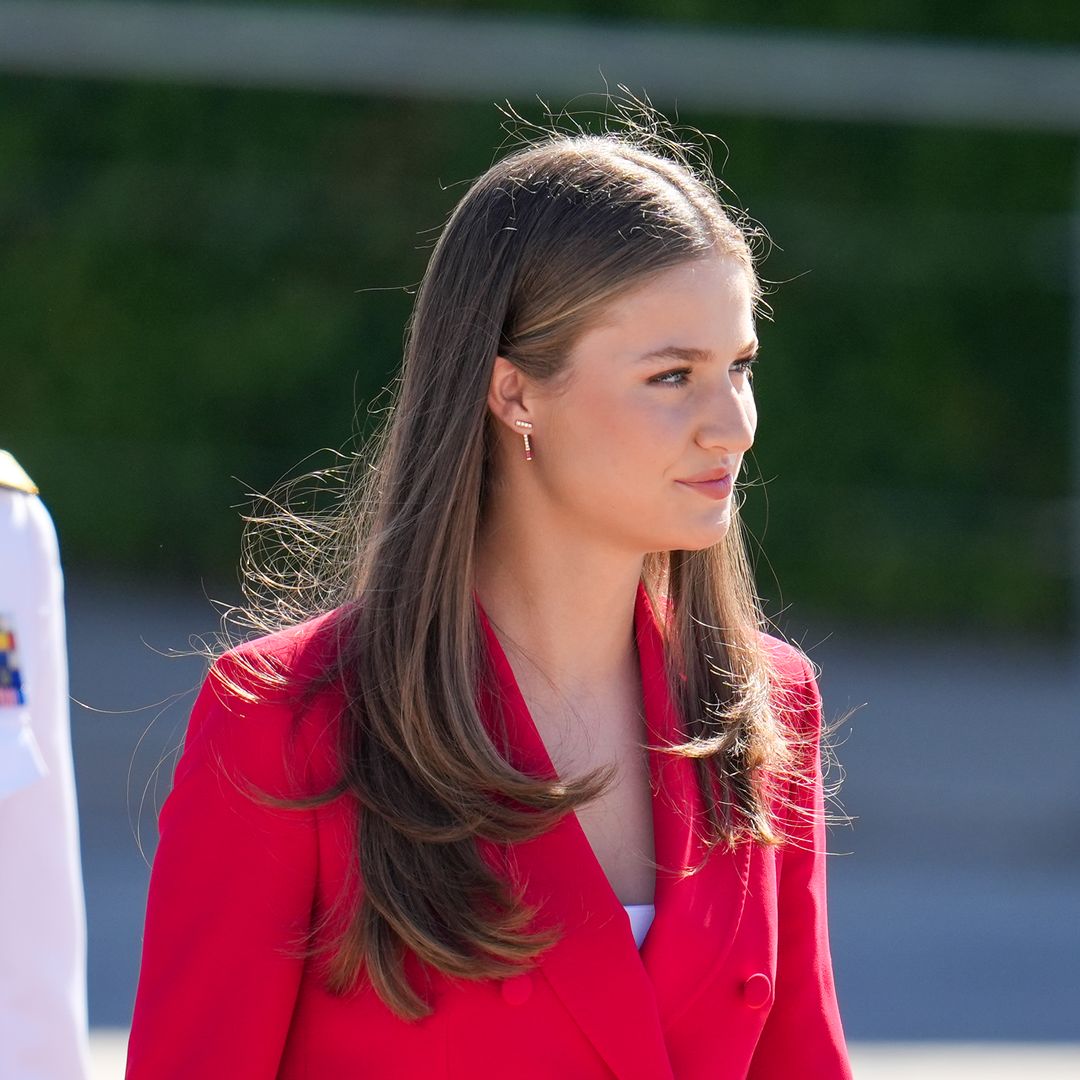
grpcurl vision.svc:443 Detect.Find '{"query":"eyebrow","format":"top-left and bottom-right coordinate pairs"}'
top-left (635, 341), bottom-right (759, 364)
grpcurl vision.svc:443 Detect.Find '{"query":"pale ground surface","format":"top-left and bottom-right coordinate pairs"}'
top-left (89, 1029), bottom-right (1080, 1079)
top-left (66, 572), bottom-right (1079, 1054)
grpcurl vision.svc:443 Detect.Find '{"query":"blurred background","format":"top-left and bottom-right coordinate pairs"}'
top-left (2, 0), bottom-right (1078, 1075)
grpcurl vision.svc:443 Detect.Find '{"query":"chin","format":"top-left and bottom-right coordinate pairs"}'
top-left (650, 522), bottom-right (731, 553)
top-left (686, 529), bottom-right (731, 551)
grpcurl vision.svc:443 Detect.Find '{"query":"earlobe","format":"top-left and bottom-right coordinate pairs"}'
top-left (513, 420), bottom-right (534, 462)
top-left (488, 355), bottom-right (538, 462)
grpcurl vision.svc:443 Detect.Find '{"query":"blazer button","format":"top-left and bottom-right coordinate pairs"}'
top-left (741, 973), bottom-right (772, 1009)
top-left (501, 974), bottom-right (533, 1006)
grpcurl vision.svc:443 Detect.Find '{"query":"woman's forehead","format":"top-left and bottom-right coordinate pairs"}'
top-left (580, 256), bottom-right (755, 352)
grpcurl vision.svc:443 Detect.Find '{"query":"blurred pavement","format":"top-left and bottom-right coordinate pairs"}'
top-left (66, 572), bottom-right (1080, 1047)
top-left (88, 1030), bottom-right (1080, 1079)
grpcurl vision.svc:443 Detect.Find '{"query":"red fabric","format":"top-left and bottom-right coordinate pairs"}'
top-left (126, 583), bottom-right (851, 1079)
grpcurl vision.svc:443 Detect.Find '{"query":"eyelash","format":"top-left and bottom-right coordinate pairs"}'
top-left (650, 358), bottom-right (757, 387)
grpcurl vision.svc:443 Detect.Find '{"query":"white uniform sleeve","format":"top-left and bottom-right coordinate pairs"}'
top-left (0, 488), bottom-right (91, 1080)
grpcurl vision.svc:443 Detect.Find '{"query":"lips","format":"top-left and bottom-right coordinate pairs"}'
top-left (673, 468), bottom-right (734, 501)
top-left (678, 467), bottom-right (732, 484)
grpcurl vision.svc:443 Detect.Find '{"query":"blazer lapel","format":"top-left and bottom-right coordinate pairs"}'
top-left (473, 580), bottom-right (748, 1075)
top-left (632, 583), bottom-right (751, 1034)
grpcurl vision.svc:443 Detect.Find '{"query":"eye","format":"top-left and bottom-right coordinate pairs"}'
top-left (649, 367), bottom-right (692, 387)
top-left (732, 358), bottom-right (757, 379)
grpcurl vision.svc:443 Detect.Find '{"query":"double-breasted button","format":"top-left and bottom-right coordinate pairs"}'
top-left (741, 972), bottom-right (772, 1009)
top-left (501, 974), bottom-right (533, 1006)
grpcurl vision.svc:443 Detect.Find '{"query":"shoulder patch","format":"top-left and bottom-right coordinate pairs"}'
top-left (0, 614), bottom-right (27, 707)
top-left (0, 451), bottom-right (38, 496)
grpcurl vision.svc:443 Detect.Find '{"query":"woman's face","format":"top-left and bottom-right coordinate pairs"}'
top-left (533, 252), bottom-right (758, 555)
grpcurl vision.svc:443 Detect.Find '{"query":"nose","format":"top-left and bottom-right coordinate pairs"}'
top-left (695, 379), bottom-right (756, 456)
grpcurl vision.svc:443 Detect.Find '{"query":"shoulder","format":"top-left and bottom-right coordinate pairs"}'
top-left (216, 608), bottom-right (347, 697)
top-left (182, 608), bottom-right (352, 796)
top-left (756, 631), bottom-right (822, 738)
top-left (0, 451), bottom-right (38, 496)
top-left (756, 634), bottom-right (829, 828)
top-left (0, 451), bottom-right (58, 562)
top-left (757, 631), bottom-right (814, 681)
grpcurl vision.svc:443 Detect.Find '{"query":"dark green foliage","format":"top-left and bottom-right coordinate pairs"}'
top-left (1, 34), bottom-right (1072, 629)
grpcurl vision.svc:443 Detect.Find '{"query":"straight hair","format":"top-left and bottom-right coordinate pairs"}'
top-left (218, 108), bottom-right (806, 1022)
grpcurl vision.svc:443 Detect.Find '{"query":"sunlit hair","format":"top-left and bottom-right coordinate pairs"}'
top-left (211, 100), bottom-right (816, 1022)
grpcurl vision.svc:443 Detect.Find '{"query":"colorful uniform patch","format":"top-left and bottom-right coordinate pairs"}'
top-left (0, 615), bottom-right (26, 707)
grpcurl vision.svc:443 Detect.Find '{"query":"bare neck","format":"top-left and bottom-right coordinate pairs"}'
top-left (473, 521), bottom-right (643, 703)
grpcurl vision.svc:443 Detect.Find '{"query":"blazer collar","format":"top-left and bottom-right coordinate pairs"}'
top-left (473, 580), bottom-right (750, 1078)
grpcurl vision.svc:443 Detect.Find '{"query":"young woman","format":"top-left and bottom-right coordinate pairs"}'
top-left (126, 117), bottom-right (851, 1079)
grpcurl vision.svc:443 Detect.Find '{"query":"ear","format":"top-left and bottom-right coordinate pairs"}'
top-left (486, 354), bottom-right (534, 433)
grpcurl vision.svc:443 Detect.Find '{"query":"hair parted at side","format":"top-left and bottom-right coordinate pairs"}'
top-left (210, 93), bottom-right (812, 1023)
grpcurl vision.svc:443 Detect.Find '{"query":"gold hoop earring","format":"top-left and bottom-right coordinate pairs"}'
top-left (514, 419), bottom-right (534, 461)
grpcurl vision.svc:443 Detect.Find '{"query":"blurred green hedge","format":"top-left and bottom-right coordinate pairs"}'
top-left (1, 43), bottom-right (1073, 631)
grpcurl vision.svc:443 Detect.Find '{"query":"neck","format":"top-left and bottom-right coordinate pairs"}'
top-left (473, 506), bottom-right (644, 701)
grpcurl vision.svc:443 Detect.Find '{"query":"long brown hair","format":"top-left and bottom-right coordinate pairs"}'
top-left (220, 104), bottom-right (802, 1021)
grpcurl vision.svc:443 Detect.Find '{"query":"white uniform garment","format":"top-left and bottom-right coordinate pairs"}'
top-left (0, 451), bottom-right (91, 1080)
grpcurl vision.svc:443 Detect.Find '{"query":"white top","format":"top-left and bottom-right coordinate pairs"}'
top-left (622, 903), bottom-right (656, 949)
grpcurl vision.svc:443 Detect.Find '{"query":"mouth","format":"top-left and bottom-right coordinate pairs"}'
top-left (676, 473), bottom-right (733, 500)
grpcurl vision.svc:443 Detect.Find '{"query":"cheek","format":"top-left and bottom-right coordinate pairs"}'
top-left (561, 392), bottom-right (685, 477)
top-left (543, 395), bottom-right (676, 510)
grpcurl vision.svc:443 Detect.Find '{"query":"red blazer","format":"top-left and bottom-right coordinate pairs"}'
top-left (126, 581), bottom-right (851, 1079)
